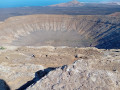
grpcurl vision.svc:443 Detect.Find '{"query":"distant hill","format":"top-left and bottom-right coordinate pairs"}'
top-left (0, 2), bottom-right (120, 21)
top-left (50, 0), bottom-right (84, 7)
top-left (105, 2), bottom-right (120, 5)
top-left (49, 0), bottom-right (120, 7)
top-left (109, 12), bottom-right (120, 16)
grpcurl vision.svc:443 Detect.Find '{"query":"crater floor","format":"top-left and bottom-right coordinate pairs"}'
top-left (12, 30), bottom-right (89, 47)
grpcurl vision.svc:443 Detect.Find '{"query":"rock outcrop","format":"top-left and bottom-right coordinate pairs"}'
top-left (0, 15), bottom-right (120, 49)
top-left (27, 58), bottom-right (120, 90)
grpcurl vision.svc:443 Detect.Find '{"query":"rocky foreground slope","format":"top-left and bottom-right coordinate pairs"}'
top-left (0, 46), bottom-right (120, 89)
top-left (27, 58), bottom-right (120, 90)
top-left (0, 14), bottom-right (120, 49)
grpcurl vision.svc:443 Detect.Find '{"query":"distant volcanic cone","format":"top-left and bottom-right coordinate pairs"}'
top-left (50, 0), bottom-right (84, 7)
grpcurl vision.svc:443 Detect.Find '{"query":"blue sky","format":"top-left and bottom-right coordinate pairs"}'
top-left (0, 0), bottom-right (119, 8)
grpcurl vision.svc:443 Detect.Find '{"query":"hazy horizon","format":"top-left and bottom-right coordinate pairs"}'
top-left (0, 0), bottom-right (120, 8)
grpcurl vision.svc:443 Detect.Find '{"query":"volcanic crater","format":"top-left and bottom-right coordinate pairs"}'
top-left (0, 14), bottom-right (120, 49)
